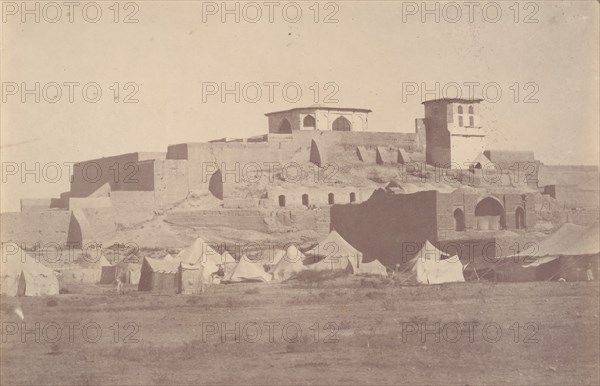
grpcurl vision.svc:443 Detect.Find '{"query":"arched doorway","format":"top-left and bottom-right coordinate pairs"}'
top-left (303, 115), bottom-right (315, 128)
top-left (278, 118), bottom-right (292, 133)
top-left (278, 195), bottom-right (286, 207)
top-left (328, 193), bottom-right (335, 204)
top-left (475, 197), bottom-right (505, 230)
top-left (209, 170), bottom-right (223, 200)
top-left (453, 208), bottom-right (465, 231)
top-left (302, 194), bottom-right (309, 207)
top-left (332, 116), bottom-right (351, 131)
top-left (349, 192), bottom-right (356, 203)
top-left (515, 207), bottom-right (526, 229)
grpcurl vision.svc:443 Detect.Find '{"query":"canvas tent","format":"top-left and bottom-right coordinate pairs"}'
top-left (59, 254), bottom-right (112, 284)
top-left (100, 259), bottom-right (142, 285)
top-left (224, 255), bottom-right (272, 283)
top-left (138, 256), bottom-right (180, 292)
top-left (409, 241), bottom-right (465, 284)
top-left (177, 238), bottom-right (223, 281)
top-left (501, 222), bottom-right (599, 281)
top-left (271, 245), bottom-right (308, 281)
top-left (1, 245), bottom-right (60, 296)
top-left (305, 230), bottom-right (387, 275)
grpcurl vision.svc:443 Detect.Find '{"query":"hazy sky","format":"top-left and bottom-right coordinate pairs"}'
top-left (1, 0), bottom-right (599, 212)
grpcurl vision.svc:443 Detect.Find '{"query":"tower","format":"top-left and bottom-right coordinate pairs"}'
top-left (423, 98), bottom-right (485, 167)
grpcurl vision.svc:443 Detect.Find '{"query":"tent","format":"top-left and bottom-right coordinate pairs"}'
top-left (59, 254), bottom-right (112, 284)
top-left (178, 262), bottom-right (204, 294)
top-left (305, 230), bottom-right (387, 275)
top-left (1, 245), bottom-right (60, 296)
top-left (138, 256), bottom-right (180, 292)
top-left (409, 241), bottom-right (465, 284)
top-left (224, 255), bottom-right (272, 283)
top-left (502, 222), bottom-right (599, 281)
top-left (100, 259), bottom-right (142, 285)
top-left (271, 245), bottom-right (308, 281)
top-left (220, 251), bottom-right (237, 274)
top-left (177, 238), bottom-right (222, 281)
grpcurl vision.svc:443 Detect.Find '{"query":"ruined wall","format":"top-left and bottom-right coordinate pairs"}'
top-left (110, 191), bottom-right (156, 226)
top-left (152, 159), bottom-right (189, 208)
top-left (0, 210), bottom-right (71, 246)
top-left (267, 186), bottom-right (375, 208)
top-left (70, 152), bottom-right (164, 198)
top-left (331, 189), bottom-right (439, 266)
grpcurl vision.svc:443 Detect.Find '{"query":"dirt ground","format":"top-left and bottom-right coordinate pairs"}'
top-left (1, 278), bottom-right (598, 385)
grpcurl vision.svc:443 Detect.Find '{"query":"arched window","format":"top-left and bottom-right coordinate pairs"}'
top-left (458, 116), bottom-right (464, 127)
top-left (278, 118), bottom-right (292, 133)
top-left (328, 193), bottom-right (335, 205)
top-left (457, 106), bottom-right (463, 114)
top-left (468, 105), bottom-right (474, 114)
top-left (303, 115), bottom-right (316, 128)
top-left (515, 207), bottom-right (526, 229)
top-left (278, 195), bottom-right (286, 207)
top-left (469, 116), bottom-right (474, 127)
top-left (453, 208), bottom-right (465, 231)
top-left (332, 116), bottom-right (351, 131)
top-left (302, 194), bottom-right (309, 206)
top-left (349, 192), bottom-right (356, 203)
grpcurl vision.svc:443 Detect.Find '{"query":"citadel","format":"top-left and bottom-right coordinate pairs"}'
top-left (3, 99), bottom-right (598, 265)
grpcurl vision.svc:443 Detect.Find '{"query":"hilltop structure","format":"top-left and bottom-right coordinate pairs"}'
top-left (3, 101), bottom-right (598, 253)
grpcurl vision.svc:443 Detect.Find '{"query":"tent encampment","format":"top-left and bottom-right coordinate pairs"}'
top-left (138, 256), bottom-right (180, 292)
top-left (271, 245), bottom-right (308, 281)
top-left (224, 255), bottom-right (272, 283)
top-left (1, 245), bottom-right (60, 296)
top-left (305, 230), bottom-right (387, 275)
top-left (100, 260), bottom-right (142, 285)
top-left (409, 241), bottom-right (464, 284)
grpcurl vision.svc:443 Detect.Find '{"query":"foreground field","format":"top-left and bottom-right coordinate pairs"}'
top-left (1, 278), bottom-right (599, 385)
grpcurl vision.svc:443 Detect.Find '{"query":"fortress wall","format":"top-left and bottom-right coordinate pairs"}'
top-left (70, 153), bottom-right (161, 198)
top-left (109, 191), bottom-right (156, 225)
top-left (266, 186), bottom-right (376, 208)
top-left (165, 210), bottom-right (270, 232)
top-left (331, 190), bottom-right (439, 266)
top-left (538, 165), bottom-right (599, 191)
top-left (0, 210), bottom-right (71, 246)
top-left (291, 130), bottom-right (417, 150)
top-left (152, 159), bottom-right (189, 208)
top-left (69, 197), bottom-right (112, 211)
top-left (20, 199), bottom-right (54, 212)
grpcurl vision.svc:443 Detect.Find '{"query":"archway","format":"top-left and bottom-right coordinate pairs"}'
top-left (303, 115), bottom-right (315, 128)
top-left (209, 170), bottom-right (223, 200)
top-left (515, 207), bottom-right (526, 229)
top-left (475, 197), bottom-right (505, 230)
top-left (332, 116), bottom-right (351, 131)
top-left (278, 118), bottom-right (292, 133)
top-left (278, 195), bottom-right (286, 207)
top-left (302, 194), bottom-right (309, 207)
top-left (453, 208), bottom-right (465, 231)
top-left (328, 193), bottom-right (335, 205)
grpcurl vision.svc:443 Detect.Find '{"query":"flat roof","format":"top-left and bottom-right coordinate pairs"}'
top-left (422, 98), bottom-right (483, 104)
top-left (265, 106), bottom-right (372, 116)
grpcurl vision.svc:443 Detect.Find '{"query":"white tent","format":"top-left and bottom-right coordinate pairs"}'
top-left (271, 245), bottom-right (308, 281)
top-left (409, 241), bottom-right (464, 284)
top-left (224, 255), bottom-right (272, 283)
top-left (176, 238), bottom-right (222, 280)
top-left (1, 245), bottom-right (60, 296)
top-left (305, 230), bottom-right (387, 275)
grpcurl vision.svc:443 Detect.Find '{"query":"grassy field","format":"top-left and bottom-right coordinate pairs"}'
top-left (1, 277), bottom-right (599, 385)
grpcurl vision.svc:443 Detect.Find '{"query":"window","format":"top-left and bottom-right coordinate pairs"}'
top-left (332, 116), bottom-right (351, 131)
top-left (349, 192), bottom-right (356, 203)
top-left (515, 207), bottom-right (526, 229)
top-left (302, 194), bottom-right (309, 206)
top-left (458, 116), bottom-right (463, 127)
top-left (278, 118), bottom-right (292, 133)
top-left (453, 208), bottom-right (465, 231)
top-left (469, 116), bottom-right (474, 127)
top-left (457, 106), bottom-right (463, 114)
top-left (468, 106), bottom-right (474, 114)
top-left (278, 195), bottom-right (286, 207)
top-left (303, 115), bottom-right (316, 128)
top-left (328, 193), bottom-right (335, 204)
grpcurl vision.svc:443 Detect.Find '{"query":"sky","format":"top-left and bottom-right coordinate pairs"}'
top-left (1, 0), bottom-right (599, 212)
